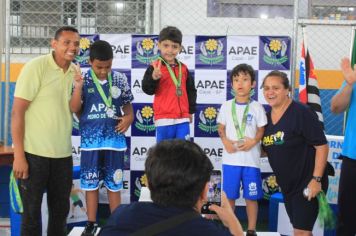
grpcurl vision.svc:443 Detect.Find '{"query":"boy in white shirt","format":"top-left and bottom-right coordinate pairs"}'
top-left (217, 64), bottom-right (267, 236)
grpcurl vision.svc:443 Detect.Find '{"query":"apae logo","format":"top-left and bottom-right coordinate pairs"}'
top-left (198, 107), bottom-right (218, 134)
top-left (134, 106), bottom-right (155, 133)
top-left (180, 45), bottom-right (194, 54)
top-left (199, 38), bottom-right (224, 65)
top-left (262, 174), bottom-right (280, 200)
top-left (203, 147), bottom-right (223, 157)
top-left (263, 39), bottom-right (288, 66)
top-left (136, 38), bottom-right (160, 65)
top-left (248, 182), bottom-right (258, 196)
top-left (112, 44), bottom-right (130, 54)
top-left (263, 131), bottom-right (285, 146)
top-left (75, 35), bottom-right (98, 67)
top-left (228, 46), bottom-right (257, 55)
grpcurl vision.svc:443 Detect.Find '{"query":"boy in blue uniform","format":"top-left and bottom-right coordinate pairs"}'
top-left (70, 40), bottom-right (134, 236)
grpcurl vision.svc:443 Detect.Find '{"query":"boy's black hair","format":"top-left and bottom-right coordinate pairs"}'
top-left (262, 70), bottom-right (290, 90)
top-left (230, 63), bottom-right (255, 83)
top-left (158, 26), bottom-right (182, 45)
top-left (145, 139), bottom-right (213, 208)
top-left (54, 26), bottom-right (78, 40)
top-left (89, 40), bottom-right (113, 61)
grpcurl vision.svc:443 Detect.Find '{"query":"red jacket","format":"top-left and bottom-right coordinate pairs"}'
top-left (142, 61), bottom-right (197, 120)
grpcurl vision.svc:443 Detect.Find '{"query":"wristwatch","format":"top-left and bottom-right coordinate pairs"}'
top-left (312, 176), bottom-right (322, 183)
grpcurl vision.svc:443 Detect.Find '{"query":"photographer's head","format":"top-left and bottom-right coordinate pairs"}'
top-left (145, 139), bottom-right (213, 209)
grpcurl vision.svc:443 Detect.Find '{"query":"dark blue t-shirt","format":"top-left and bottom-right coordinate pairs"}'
top-left (99, 202), bottom-right (233, 236)
top-left (261, 101), bottom-right (327, 196)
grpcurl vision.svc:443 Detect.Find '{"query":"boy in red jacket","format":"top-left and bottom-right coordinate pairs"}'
top-left (142, 26), bottom-right (197, 142)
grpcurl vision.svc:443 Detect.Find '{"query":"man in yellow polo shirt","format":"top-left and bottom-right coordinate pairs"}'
top-left (11, 26), bottom-right (80, 236)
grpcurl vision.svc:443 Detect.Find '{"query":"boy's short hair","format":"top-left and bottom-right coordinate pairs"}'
top-left (54, 26), bottom-right (78, 40)
top-left (230, 63), bottom-right (255, 83)
top-left (89, 40), bottom-right (113, 61)
top-left (158, 26), bottom-right (182, 45)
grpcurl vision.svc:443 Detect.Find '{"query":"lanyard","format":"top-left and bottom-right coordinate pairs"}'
top-left (159, 57), bottom-right (182, 88)
top-left (10, 171), bottom-right (23, 213)
top-left (90, 69), bottom-right (113, 108)
top-left (231, 100), bottom-right (250, 139)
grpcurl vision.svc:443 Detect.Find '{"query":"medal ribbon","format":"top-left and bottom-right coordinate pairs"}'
top-left (231, 100), bottom-right (250, 140)
top-left (90, 69), bottom-right (113, 108)
top-left (158, 56), bottom-right (182, 88)
top-left (10, 171), bottom-right (23, 213)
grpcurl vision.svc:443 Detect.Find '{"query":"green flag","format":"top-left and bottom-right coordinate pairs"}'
top-left (351, 28), bottom-right (356, 66)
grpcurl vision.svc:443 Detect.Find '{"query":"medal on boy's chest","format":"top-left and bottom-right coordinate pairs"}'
top-left (159, 57), bottom-right (182, 97)
top-left (231, 101), bottom-right (250, 143)
top-left (90, 69), bottom-right (117, 119)
top-left (176, 86), bottom-right (182, 97)
top-left (106, 107), bottom-right (115, 118)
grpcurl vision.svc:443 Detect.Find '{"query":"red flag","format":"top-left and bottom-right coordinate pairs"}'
top-left (299, 32), bottom-right (324, 129)
top-left (299, 41), bottom-right (307, 103)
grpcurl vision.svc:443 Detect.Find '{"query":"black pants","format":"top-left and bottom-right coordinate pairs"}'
top-left (337, 156), bottom-right (356, 236)
top-left (19, 153), bottom-right (73, 236)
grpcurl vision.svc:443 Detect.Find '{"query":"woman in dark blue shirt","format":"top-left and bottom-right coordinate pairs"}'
top-left (261, 71), bottom-right (328, 235)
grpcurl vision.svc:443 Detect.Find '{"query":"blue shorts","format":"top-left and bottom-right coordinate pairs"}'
top-left (223, 165), bottom-right (263, 200)
top-left (80, 150), bottom-right (124, 192)
top-left (156, 122), bottom-right (190, 143)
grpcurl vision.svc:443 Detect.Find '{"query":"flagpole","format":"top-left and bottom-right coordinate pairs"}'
top-left (302, 26), bottom-right (307, 54)
top-left (343, 26), bottom-right (356, 134)
top-left (290, 0), bottom-right (299, 97)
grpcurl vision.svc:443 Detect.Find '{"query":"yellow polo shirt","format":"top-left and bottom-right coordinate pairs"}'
top-left (14, 53), bottom-right (75, 158)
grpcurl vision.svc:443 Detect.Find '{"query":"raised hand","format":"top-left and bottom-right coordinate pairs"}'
top-left (152, 60), bottom-right (162, 80)
top-left (74, 63), bottom-right (84, 89)
top-left (340, 57), bottom-right (356, 86)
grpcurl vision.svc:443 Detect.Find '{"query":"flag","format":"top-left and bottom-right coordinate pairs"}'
top-left (351, 28), bottom-right (356, 67)
top-left (299, 29), bottom-right (324, 129)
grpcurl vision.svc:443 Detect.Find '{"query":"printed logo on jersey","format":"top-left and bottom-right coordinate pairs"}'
top-left (259, 36), bottom-right (290, 70)
top-left (262, 131), bottom-right (285, 146)
top-left (246, 113), bottom-right (254, 125)
top-left (113, 169), bottom-right (123, 184)
top-left (248, 182), bottom-right (258, 196)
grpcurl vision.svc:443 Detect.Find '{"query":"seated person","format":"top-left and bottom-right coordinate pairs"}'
top-left (99, 139), bottom-right (243, 236)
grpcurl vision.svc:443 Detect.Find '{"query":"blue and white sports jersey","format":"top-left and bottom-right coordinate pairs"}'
top-left (80, 70), bottom-right (134, 151)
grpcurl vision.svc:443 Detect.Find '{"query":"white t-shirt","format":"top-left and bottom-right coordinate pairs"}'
top-left (217, 99), bottom-right (267, 168)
